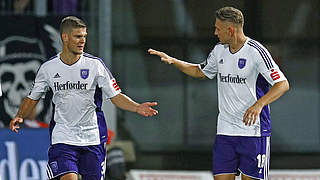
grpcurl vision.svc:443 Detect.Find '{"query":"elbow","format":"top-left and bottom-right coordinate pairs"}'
top-left (283, 80), bottom-right (290, 92)
top-left (285, 80), bottom-right (290, 91)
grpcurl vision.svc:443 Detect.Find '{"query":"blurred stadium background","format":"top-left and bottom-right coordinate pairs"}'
top-left (0, 0), bottom-right (319, 179)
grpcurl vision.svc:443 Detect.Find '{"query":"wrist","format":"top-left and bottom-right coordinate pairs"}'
top-left (134, 104), bottom-right (140, 113)
top-left (255, 101), bottom-right (264, 108)
top-left (171, 58), bottom-right (178, 64)
top-left (15, 113), bottom-right (23, 119)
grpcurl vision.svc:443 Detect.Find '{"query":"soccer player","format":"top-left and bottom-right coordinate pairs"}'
top-left (10, 16), bottom-right (158, 180)
top-left (148, 6), bottom-right (289, 180)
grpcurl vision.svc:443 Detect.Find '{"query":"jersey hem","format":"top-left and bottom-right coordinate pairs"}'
top-left (51, 141), bottom-right (101, 146)
top-left (216, 133), bottom-right (271, 137)
top-left (27, 95), bottom-right (41, 101)
top-left (107, 90), bottom-right (121, 99)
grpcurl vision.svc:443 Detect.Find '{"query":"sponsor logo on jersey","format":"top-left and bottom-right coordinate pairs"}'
top-left (219, 73), bottom-right (246, 84)
top-left (53, 81), bottom-right (88, 91)
top-left (112, 79), bottom-right (120, 91)
top-left (270, 69), bottom-right (280, 81)
top-left (238, 58), bottom-right (246, 69)
top-left (80, 69), bottom-right (89, 79)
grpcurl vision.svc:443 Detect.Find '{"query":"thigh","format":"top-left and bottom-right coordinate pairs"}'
top-left (238, 136), bottom-right (270, 180)
top-left (60, 173), bottom-right (78, 180)
top-left (47, 144), bottom-right (80, 179)
top-left (213, 135), bottom-right (240, 176)
top-left (214, 174), bottom-right (236, 180)
top-left (79, 143), bottom-right (106, 180)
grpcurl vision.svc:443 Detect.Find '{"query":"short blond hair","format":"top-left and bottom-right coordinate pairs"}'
top-left (215, 7), bottom-right (244, 26)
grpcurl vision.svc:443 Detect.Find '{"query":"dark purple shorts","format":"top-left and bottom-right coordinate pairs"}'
top-left (46, 143), bottom-right (106, 180)
top-left (213, 135), bottom-right (270, 179)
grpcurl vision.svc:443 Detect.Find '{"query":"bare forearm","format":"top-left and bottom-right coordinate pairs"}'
top-left (256, 80), bottom-right (290, 107)
top-left (16, 97), bottom-right (39, 118)
top-left (148, 49), bottom-right (205, 78)
top-left (171, 58), bottom-right (205, 78)
top-left (243, 80), bottom-right (289, 125)
top-left (111, 93), bottom-right (158, 117)
top-left (111, 93), bottom-right (139, 112)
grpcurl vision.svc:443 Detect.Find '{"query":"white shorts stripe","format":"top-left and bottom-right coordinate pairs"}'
top-left (264, 136), bottom-right (270, 180)
top-left (47, 164), bottom-right (53, 179)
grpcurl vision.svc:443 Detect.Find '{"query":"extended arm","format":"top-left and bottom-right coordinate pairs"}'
top-left (10, 97), bottom-right (39, 133)
top-left (148, 48), bottom-right (206, 79)
top-left (243, 80), bottom-right (290, 126)
top-left (111, 93), bottom-right (158, 117)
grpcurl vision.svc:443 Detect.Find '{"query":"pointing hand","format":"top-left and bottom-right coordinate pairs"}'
top-left (148, 49), bottom-right (175, 64)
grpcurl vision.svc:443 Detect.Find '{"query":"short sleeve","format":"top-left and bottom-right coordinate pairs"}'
top-left (96, 61), bottom-right (121, 99)
top-left (254, 48), bottom-right (287, 86)
top-left (199, 50), bottom-right (218, 79)
top-left (28, 65), bottom-right (50, 100)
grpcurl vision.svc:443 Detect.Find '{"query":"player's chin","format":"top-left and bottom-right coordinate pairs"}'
top-left (219, 40), bottom-right (226, 44)
top-left (73, 50), bottom-right (83, 55)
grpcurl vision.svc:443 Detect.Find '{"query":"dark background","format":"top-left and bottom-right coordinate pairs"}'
top-left (0, 0), bottom-right (319, 170)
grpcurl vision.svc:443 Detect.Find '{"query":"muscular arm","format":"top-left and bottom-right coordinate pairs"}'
top-left (243, 80), bottom-right (290, 125)
top-left (111, 93), bottom-right (158, 117)
top-left (10, 97), bottom-right (39, 133)
top-left (148, 48), bottom-right (206, 78)
top-left (256, 80), bottom-right (290, 107)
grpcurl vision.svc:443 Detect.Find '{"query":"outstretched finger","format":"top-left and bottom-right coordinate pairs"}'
top-left (141, 108), bottom-right (158, 117)
top-left (148, 107), bottom-right (158, 115)
top-left (146, 102), bottom-right (158, 107)
top-left (148, 48), bottom-right (159, 54)
top-left (144, 102), bottom-right (158, 115)
top-left (148, 49), bottom-right (165, 57)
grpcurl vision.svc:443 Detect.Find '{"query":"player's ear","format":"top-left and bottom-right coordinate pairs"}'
top-left (228, 26), bottom-right (234, 36)
top-left (61, 33), bottom-right (68, 43)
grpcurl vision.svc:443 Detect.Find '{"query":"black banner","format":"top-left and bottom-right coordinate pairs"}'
top-left (0, 15), bottom-right (63, 128)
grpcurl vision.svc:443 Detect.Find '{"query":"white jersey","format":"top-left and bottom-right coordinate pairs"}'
top-left (28, 53), bottom-right (121, 146)
top-left (199, 37), bottom-right (287, 137)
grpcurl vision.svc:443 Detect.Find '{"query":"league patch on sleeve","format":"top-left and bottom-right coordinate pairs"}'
top-left (270, 69), bottom-right (280, 81)
top-left (112, 79), bottom-right (120, 91)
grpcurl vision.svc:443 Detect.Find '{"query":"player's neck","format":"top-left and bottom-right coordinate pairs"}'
top-left (229, 34), bottom-right (247, 53)
top-left (60, 51), bottom-right (81, 65)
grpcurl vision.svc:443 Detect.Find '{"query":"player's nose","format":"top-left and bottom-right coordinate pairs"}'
top-left (214, 29), bottom-right (218, 36)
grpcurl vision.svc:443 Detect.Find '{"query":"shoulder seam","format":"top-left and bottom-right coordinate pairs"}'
top-left (247, 40), bottom-right (274, 70)
top-left (83, 53), bottom-right (114, 79)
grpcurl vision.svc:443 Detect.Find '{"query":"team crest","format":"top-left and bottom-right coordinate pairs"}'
top-left (50, 161), bottom-right (59, 173)
top-left (238, 58), bottom-right (246, 69)
top-left (80, 69), bottom-right (89, 79)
